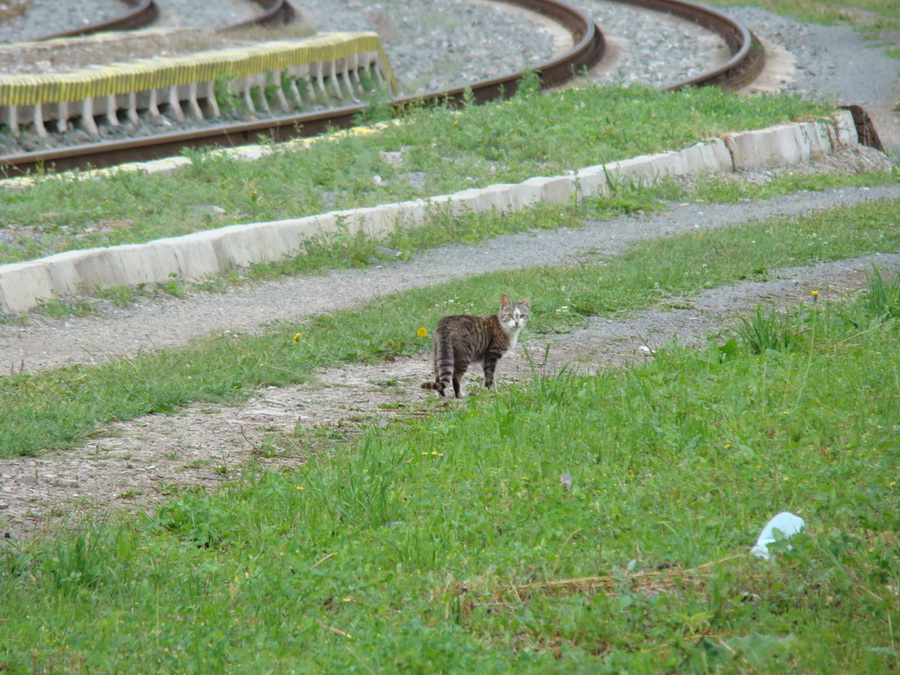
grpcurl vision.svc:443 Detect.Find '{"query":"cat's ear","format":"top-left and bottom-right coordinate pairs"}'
top-left (500, 294), bottom-right (510, 306)
top-left (521, 296), bottom-right (531, 308)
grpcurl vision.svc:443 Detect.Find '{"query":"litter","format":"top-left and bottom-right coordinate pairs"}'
top-left (750, 511), bottom-right (805, 560)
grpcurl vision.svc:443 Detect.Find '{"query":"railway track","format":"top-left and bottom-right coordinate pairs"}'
top-left (0, 0), bottom-right (763, 175)
top-left (35, 0), bottom-right (295, 40)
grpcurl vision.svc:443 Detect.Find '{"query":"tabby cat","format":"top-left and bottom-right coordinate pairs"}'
top-left (421, 294), bottom-right (530, 398)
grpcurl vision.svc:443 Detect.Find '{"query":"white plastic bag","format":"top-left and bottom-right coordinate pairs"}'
top-left (750, 511), bottom-right (805, 560)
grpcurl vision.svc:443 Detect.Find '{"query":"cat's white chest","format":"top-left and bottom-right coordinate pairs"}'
top-left (506, 325), bottom-right (521, 351)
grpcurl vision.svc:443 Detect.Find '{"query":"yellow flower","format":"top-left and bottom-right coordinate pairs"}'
top-left (293, 332), bottom-right (302, 343)
top-left (417, 327), bottom-right (428, 338)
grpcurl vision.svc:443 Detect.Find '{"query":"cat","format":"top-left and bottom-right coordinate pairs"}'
top-left (421, 294), bottom-right (530, 398)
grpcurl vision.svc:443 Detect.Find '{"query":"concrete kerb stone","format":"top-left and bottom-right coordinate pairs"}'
top-left (0, 260), bottom-right (55, 315)
top-left (42, 248), bottom-right (130, 296)
top-left (117, 242), bottom-right (181, 286)
top-left (212, 223), bottom-right (283, 268)
top-left (833, 108), bottom-right (858, 147)
top-left (521, 175), bottom-right (576, 204)
top-left (601, 155), bottom-right (660, 190)
top-left (156, 231), bottom-right (224, 281)
top-left (722, 113), bottom-right (849, 171)
top-left (679, 139), bottom-right (733, 174)
top-left (573, 166), bottom-right (610, 200)
top-left (0, 112), bottom-right (866, 315)
top-left (264, 216), bottom-right (329, 255)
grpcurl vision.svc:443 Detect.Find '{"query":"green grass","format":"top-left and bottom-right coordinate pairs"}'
top-left (0, 21), bottom-right (897, 671)
top-left (677, 168), bottom-right (898, 204)
top-left (1, 271), bottom-right (896, 671)
top-left (708, 0), bottom-right (900, 33)
top-left (0, 196), bottom-right (896, 459)
top-left (0, 84), bottom-right (830, 265)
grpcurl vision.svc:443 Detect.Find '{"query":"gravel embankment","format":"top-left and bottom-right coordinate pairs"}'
top-left (0, 0), bottom-right (260, 42)
top-left (2, 1), bottom-right (898, 154)
top-left (4, 0), bottom-right (899, 152)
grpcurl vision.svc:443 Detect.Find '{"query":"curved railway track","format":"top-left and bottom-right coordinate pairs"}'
top-left (34, 0), bottom-right (295, 41)
top-left (0, 0), bottom-right (762, 175)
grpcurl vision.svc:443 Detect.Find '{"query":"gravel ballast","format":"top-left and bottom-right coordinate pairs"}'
top-left (4, 1), bottom-right (898, 153)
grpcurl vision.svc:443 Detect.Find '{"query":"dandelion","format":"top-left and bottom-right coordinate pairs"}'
top-left (293, 332), bottom-right (302, 343)
top-left (560, 474), bottom-right (572, 490)
top-left (811, 290), bottom-right (819, 302)
top-left (417, 327), bottom-right (428, 338)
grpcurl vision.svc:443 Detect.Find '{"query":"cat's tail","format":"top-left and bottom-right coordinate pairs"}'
top-left (421, 380), bottom-right (445, 396)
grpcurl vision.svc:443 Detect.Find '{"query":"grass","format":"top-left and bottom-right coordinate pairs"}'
top-left (0, 83), bottom-right (831, 265)
top-left (0, 196), bottom-right (897, 459)
top-left (707, 0), bottom-right (900, 43)
top-left (0, 71), bottom-right (896, 670)
top-left (0, 269), bottom-right (896, 671)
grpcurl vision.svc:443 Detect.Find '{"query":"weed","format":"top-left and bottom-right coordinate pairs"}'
top-left (734, 305), bottom-right (804, 354)
top-left (861, 264), bottom-right (900, 321)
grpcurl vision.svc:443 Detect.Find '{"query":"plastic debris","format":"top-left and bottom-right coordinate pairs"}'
top-left (750, 511), bottom-right (805, 559)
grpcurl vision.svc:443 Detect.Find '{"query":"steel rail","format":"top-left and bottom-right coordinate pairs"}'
top-left (227, 0), bottom-right (296, 30)
top-left (36, 0), bottom-right (159, 40)
top-left (612, 0), bottom-right (765, 91)
top-left (1, 0), bottom-right (768, 175)
top-left (33, 0), bottom-right (296, 41)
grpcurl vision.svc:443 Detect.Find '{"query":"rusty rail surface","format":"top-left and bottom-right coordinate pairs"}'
top-left (228, 0), bottom-right (297, 29)
top-left (36, 0), bottom-right (159, 40)
top-left (614, 0), bottom-right (766, 91)
top-left (2, 0), bottom-right (768, 175)
top-left (34, 0), bottom-right (297, 41)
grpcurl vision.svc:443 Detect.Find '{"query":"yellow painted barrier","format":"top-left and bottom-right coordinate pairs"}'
top-left (0, 32), bottom-right (397, 106)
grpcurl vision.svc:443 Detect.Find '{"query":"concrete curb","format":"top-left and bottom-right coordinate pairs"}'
top-left (0, 110), bottom-right (869, 315)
